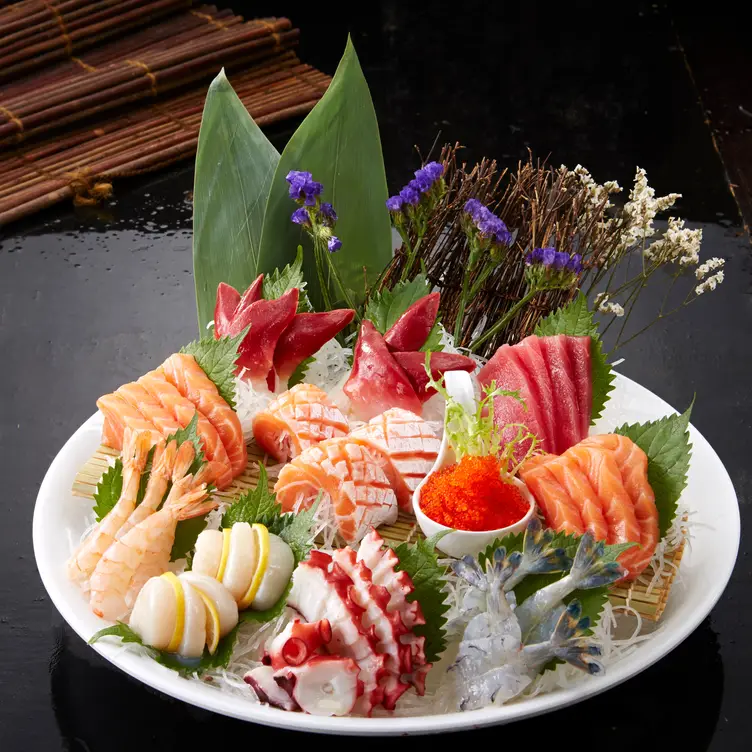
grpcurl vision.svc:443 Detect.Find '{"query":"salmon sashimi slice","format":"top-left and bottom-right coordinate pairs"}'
top-left (566, 445), bottom-right (644, 578)
top-left (137, 371), bottom-right (233, 489)
top-left (539, 454), bottom-right (609, 542)
top-left (116, 382), bottom-right (182, 436)
top-left (159, 353), bottom-right (247, 477)
top-left (274, 437), bottom-right (398, 543)
top-left (350, 408), bottom-right (440, 512)
top-left (252, 383), bottom-right (349, 463)
top-left (96, 393), bottom-right (160, 450)
top-left (581, 435), bottom-right (659, 578)
top-left (518, 460), bottom-right (586, 535)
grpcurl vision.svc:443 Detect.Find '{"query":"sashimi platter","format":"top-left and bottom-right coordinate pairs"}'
top-left (34, 39), bottom-right (739, 733)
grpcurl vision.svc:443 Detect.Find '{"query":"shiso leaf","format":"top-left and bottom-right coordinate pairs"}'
top-left (170, 515), bottom-right (209, 563)
top-left (221, 464), bottom-right (286, 533)
top-left (258, 36), bottom-right (392, 311)
top-left (365, 273), bottom-right (431, 334)
top-left (287, 356), bottom-right (315, 388)
top-left (615, 400), bottom-right (694, 537)
top-left (534, 291), bottom-right (615, 423)
top-left (193, 69), bottom-right (280, 331)
top-left (239, 579), bottom-right (293, 624)
top-left (164, 412), bottom-right (205, 475)
top-left (180, 332), bottom-right (246, 411)
top-left (390, 531), bottom-right (450, 663)
top-left (93, 459), bottom-right (123, 522)
top-left (420, 322), bottom-right (444, 353)
top-left (262, 246), bottom-right (312, 312)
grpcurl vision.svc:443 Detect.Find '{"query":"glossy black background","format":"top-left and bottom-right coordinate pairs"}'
top-left (0, 1), bottom-right (749, 748)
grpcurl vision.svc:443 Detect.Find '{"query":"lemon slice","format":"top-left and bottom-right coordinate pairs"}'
top-left (194, 588), bottom-right (221, 654)
top-left (215, 528), bottom-right (232, 583)
top-left (238, 524), bottom-right (270, 610)
top-left (161, 572), bottom-right (185, 653)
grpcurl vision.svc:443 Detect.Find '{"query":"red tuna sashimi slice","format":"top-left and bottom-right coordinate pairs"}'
top-left (383, 292), bottom-right (441, 351)
top-left (232, 288), bottom-right (299, 385)
top-left (391, 351), bottom-right (476, 402)
top-left (477, 344), bottom-right (546, 458)
top-left (564, 335), bottom-right (591, 433)
top-left (511, 338), bottom-right (556, 453)
top-left (343, 320), bottom-right (421, 421)
top-left (537, 335), bottom-right (585, 452)
top-left (273, 309), bottom-right (355, 383)
top-left (214, 282), bottom-right (240, 333)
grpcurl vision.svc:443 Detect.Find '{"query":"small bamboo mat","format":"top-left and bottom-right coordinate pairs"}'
top-left (73, 444), bottom-right (685, 622)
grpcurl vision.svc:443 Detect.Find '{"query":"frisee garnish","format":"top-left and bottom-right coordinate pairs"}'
top-left (180, 331), bottom-right (246, 411)
top-left (534, 291), bottom-right (615, 424)
top-left (615, 399), bottom-right (693, 537)
top-left (390, 531), bottom-right (450, 663)
top-left (263, 246), bottom-right (312, 312)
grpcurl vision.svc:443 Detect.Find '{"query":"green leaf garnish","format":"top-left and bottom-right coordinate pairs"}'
top-left (221, 464), bottom-right (284, 532)
top-left (170, 515), bottom-right (209, 562)
top-left (262, 246), bottom-right (312, 312)
top-left (420, 322), bottom-right (444, 353)
top-left (89, 621), bottom-right (144, 647)
top-left (534, 291), bottom-right (615, 423)
top-left (278, 497), bottom-right (319, 564)
top-left (93, 459), bottom-right (124, 522)
top-left (164, 412), bottom-right (205, 475)
top-left (365, 273), bottom-right (431, 334)
top-left (193, 69), bottom-right (280, 331)
top-left (391, 532), bottom-right (450, 663)
top-left (615, 400), bottom-right (693, 537)
top-left (180, 332), bottom-right (245, 410)
top-left (288, 356), bottom-right (315, 388)
top-left (239, 580), bottom-right (294, 624)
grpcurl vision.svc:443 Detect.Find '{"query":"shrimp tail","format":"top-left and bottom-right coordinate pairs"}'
top-left (172, 440), bottom-right (196, 481)
top-left (570, 533), bottom-right (625, 589)
top-left (547, 600), bottom-right (604, 674)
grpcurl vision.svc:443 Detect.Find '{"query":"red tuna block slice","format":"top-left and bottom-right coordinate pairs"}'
top-left (383, 292), bottom-right (440, 351)
top-left (512, 337), bottom-right (557, 453)
top-left (233, 288), bottom-right (299, 385)
top-left (537, 334), bottom-right (585, 451)
top-left (563, 335), bottom-right (591, 434)
top-left (273, 309), bottom-right (355, 383)
top-left (214, 282), bottom-right (241, 334)
top-left (477, 344), bottom-right (546, 458)
top-left (235, 274), bottom-right (264, 314)
top-left (343, 320), bottom-right (422, 420)
top-left (392, 351), bottom-right (476, 402)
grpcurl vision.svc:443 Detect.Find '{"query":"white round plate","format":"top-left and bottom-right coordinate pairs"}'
top-left (33, 373), bottom-right (740, 735)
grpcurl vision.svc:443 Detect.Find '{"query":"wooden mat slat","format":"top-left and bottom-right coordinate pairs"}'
top-left (72, 445), bottom-right (685, 621)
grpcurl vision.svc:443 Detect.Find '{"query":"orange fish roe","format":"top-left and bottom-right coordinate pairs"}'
top-left (420, 454), bottom-right (529, 531)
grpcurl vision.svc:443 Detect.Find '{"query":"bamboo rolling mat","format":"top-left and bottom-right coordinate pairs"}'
top-left (72, 444), bottom-right (684, 622)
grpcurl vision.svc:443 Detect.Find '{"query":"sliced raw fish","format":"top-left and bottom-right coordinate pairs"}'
top-left (160, 353), bottom-right (247, 477)
top-left (214, 282), bottom-right (241, 333)
top-left (274, 437), bottom-right (398, 543)
top-left (391, 351), bottom-right (476, 402)
top-left (235, 274), bottom-right (264, 313)
top-left (535, 335), bottom-right (582, 451)
top-left (351, 408), bottom-right (440, 512)
top-left (96, 393), bottom-right (160, 450)
top-left (116, 383), bottom-right (182, 436)
top-left (138, 370), bottom-right (233, 489)
top-left (273, 309), bottom-right (355, 383)
top-left (252, 383), bottom-right (349, 463)
top-left (477, 344), bottom-right (546, 456)
top-left (564, 336), bottom-right (591, 434)
top-left (512, 338), bottom-right (557, 453)
top-left (581, 435), bottom-right (659, 578)
top-left (343, 320), bottom-right (421, 420)
top-left (518, 460), bottom-right (585, 535)
top-left (383, 292), bottom-right (440, 351)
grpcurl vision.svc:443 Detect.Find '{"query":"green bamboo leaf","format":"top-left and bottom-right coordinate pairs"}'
top-left (193, 69), bottom-right (281, 330)
top-left (258, 36), bottom-right (392, 311)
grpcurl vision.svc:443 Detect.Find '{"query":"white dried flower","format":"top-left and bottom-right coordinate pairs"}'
top-left (694, 270), bottom-right (724, 296)
top-left (644, 217), bottom-right (702, 266)
top-left (594, 292), bottom-right (609, 307)
top-left (620, 167), bottom-right (681, 247)
top-left (695, 257), bottom-right (725, 279)
top-left (566, 164), bottom-right (622, 211)
top-left (597, 299), bottom-right (625, 317)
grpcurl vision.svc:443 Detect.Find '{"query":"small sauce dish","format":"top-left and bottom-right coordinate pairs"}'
top-left (412, 371), bottom-right (536, 559)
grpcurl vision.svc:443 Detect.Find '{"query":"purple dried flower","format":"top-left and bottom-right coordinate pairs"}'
top-left (539, 247), bottom-right (556, 267)
top-left (424, 162), bottom-right (444, 180)
top-left (327, 235), bottom-right (342, 253)
top-left (413, 168), bottom-right (433, 193)
top-left (399, 185), bottom-right (421, 206)
top-left (320, 202), bottom-right (337, 222)
top-left (495, 224), bottom-right (512, 246)
top-left (567, 253), bottom-right (583, 274)
top-left (553, 251), bottom-right (570, 270)
top-left (285, 170), bottom-right (323, 204)
top-left (464, 199), bottom-right (483, 218)
top-left (386, 195), bottom-right (403, 212)
top-left (525, 248), bottom-right (543, 265)
top-left (290, 207), bottom-right (310, 226)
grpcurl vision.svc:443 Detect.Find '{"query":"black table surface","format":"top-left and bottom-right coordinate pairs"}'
top-left (1, 2), bottom-right (749, 749)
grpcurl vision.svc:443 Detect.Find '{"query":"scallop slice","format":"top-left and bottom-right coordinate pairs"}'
top-left (179, 572), bottom-right (239, 637)
top-left (192, 528), bottom-right (224, 579)
top-left (221, 522), bottom-right (258, 602)
top-left (178, 581), bottom-right (207, 658)
top-left (129, 575), bottom-right (176, 651)
top-left (251, 534), bottom-right (295, 611)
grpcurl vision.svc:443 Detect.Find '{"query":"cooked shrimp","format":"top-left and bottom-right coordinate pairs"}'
top-left (67, 429), bottom-right (151, 586)
top-left (89, 477), bottom-right (216, 620)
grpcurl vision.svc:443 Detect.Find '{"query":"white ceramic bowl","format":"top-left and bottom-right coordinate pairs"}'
top-left (412, 370), bottom-right (535, 557)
